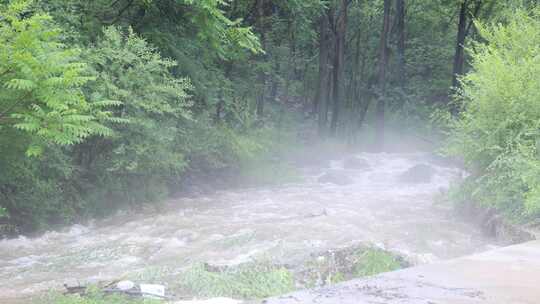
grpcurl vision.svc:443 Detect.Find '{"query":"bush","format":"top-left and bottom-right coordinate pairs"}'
top-left (445, 9), bottom-right (540, 219)
top-left (353, 249), bottom-right (402, 277)
top-left (0, 0), bottom-right (113, 155)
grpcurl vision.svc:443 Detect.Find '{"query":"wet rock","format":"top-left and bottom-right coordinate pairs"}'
top-left (63, 282), bottom-right (87, 295)
top-left (343, 156), bottom-right (370, 170)
top-left (399, 164), bottom-right (435, 183)
top-left (456, 203), bottom-right (536, 245)
top-left (318, 170), bottom-right (353, 185)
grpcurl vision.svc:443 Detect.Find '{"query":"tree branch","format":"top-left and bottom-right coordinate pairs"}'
top-left (0, 92), bottom-right (32, 122)
top-left (465, 0), bottom-right (483, 37)
top-left (0, 68), bottom-right (12, 78)
top-left (105, 0), bottom-right (135, 25)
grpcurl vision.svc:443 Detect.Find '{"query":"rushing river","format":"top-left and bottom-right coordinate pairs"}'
top-left (0, 152), bottom-right (497, 302)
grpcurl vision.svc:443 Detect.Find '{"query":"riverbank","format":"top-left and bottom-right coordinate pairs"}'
top-left (264, 240), bottom-right (540, 304)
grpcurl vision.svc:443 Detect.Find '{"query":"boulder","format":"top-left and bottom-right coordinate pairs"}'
top-left (343, 156), bottom-right (370, 170)
top-left (399, 164), bottom-right (435, 183)
top-left (318, 170), bottom-right (353, 185)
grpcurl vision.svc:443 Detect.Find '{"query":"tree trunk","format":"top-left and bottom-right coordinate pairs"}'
top-left (316, 13), bottom-right (331, 136)
top-left (356, 42), bottom-right (370, 131)
top-left (255, 0), bottom-right (266, 119)
top-left (375, 0), bottom-right (392, 151)
top-left (329, 0), bottom-right (348, 137)
top-left (283, 18), bottom-right (294, 105)
top-left (452, 0), bottom-right (468, 88)
top-left (356, 18), bottom-right (372, 134)
top-left (215, 62), bottom-right (232, 123)
top-left (344, 29), bottom-right (362, 143)
top-left (269, 61), bottom-right (280, 104)
top-left (396, 0), bottom-right (406, 88)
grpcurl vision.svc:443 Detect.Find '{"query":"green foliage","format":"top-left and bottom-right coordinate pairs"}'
top-left (83, 26), bottom-right (190, 175)
top-left (181, 116), bottom-right (264, 171)
top-left (0, 17), bottom-right (280, 233)
top-left (71, 26), bottom-right (194, 213)
top-left (180, 0), bottom-right (263, 58)
top-left (0, 0), bottom-right (112, 155)
top-left (353, 249), bottom-right (402, 277)
top-left (298, 246), bottom-right (405, 289)
top-left (44, 287), bottom-right (159, 304)
top-left (445, 9), bottom-right (540, 218)
top-left (178, 263), bottom-right (295, 299)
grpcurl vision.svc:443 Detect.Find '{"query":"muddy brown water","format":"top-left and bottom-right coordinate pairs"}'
top-left (0, 152), bottom-right (498, 302)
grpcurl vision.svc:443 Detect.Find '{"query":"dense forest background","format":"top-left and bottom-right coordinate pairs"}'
top-left (1, 0), bottom-right (540, 235)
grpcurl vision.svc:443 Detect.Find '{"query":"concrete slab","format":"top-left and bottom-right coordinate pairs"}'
top-left (263, 240), bottom-right (540, 304)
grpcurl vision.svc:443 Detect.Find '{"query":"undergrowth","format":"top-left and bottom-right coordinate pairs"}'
top-left (353, 248), bottom-right (403, 277)
top-left (47, 247), bottom-right (405, 303)
top-left (43, 287), bottom-right (160, 304)
top-left (177, 263), bottom-right (295, 299)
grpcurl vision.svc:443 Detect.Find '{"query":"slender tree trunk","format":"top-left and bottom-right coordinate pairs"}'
top-left (302, 61), bottom-right (310, 112)
top-left (344, 30), bottom-right (362, 142)
top-left (325, 58), bottom-right (334, 134)
top-left (216, 90), bottom-right (224, 123)
top-left (316, 14), bottom-right (331, 136)
top-left (346, 32), bottom-right (361, 112)
top-left (329, 0), bottom-right (348, 137)
top-left (270, 60), bottom-right (280, 103)
top-left (396, 0), bottom-right (406, 88)
top-left (375, 0), bottom-right (392, 151)
top-left (452, 0), bottom-right (468, 88)
top-left (356, 44), bottom-right (369, 131)
top-left (283, 19), bottom-right (294, 104)
top-left (356, 20), bottom-right (372, 133)
top-left (255, 0), bottom-right (266, 119)
top-left (215, 62), bottom-right (232, 123)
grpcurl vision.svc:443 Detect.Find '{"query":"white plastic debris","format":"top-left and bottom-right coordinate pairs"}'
top-left (116, 280), bottom-right (135, 291)
top-left (140, 283), bottom-right (166, 298)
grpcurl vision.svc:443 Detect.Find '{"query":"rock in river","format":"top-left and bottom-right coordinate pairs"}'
top-left (318, 170), bottom-right (354, 185)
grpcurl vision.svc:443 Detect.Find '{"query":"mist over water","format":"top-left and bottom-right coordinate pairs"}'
top-left (0, 152), bottom-right (497, 301)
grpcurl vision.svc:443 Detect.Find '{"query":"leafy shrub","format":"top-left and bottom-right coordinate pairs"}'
top-left (445, 9), bottom-right (540, 218)
top-left (353, 249), bottom-right (402, 277)
top-left (0, 0), bottom-right (111, 230)
top-left (72, 26), bottom-right (193, 211)
top-left (0, 0), bottom-right (113, 156)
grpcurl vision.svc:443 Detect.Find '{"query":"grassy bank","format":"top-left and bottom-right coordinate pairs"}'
top-left (45, 246), bottom-right (405, 303)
